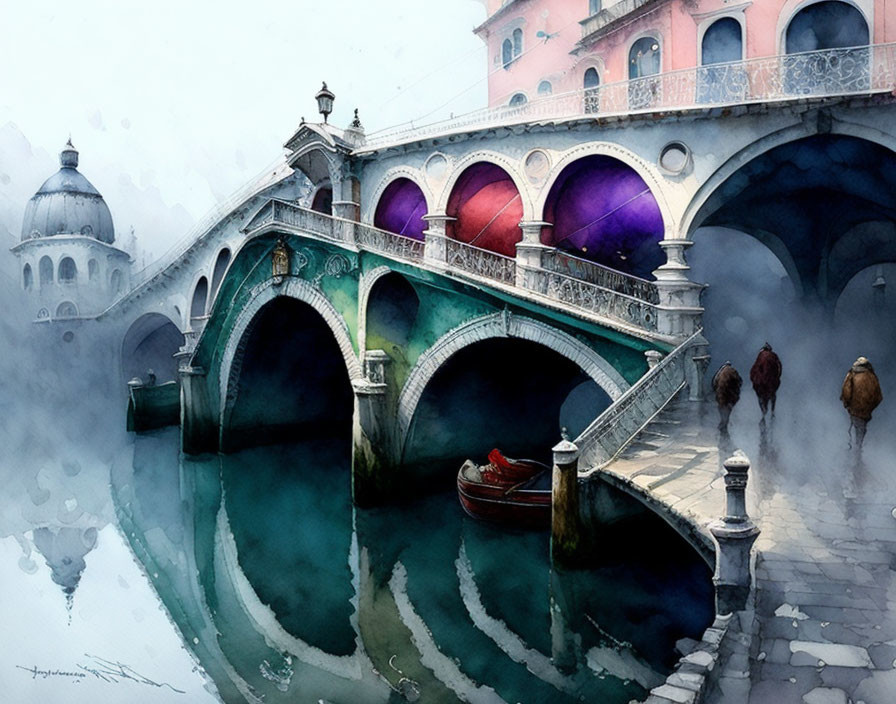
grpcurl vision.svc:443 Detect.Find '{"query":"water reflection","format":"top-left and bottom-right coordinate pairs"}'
top-left (115, 431), bottom-right (714, 703)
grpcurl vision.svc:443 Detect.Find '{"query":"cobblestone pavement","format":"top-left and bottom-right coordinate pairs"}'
top-left (602, 398), bottom-right (896, 704)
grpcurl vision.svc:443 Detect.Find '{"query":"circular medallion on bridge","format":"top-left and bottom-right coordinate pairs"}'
top-left (424, 153), bottom-right (449, 183)
top-left (659, 142), bottom-right (690, 175)
top-left (523, 149), bottom-right (551, 184)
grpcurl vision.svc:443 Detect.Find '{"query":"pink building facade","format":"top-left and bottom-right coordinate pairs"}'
top-left (475, 0), bottom-right (892, 107)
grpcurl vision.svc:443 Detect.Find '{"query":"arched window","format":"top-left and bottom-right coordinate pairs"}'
top-left (784, 1), bottom-right (869, 94)
top-left (537, 80), bottom-right (552, 96)
top-left (311, 185), bottom-right (332, 214)
top-left (584, 67), bottom-right (601, 113)
top-left (589, 0), bottom-right (601, 15)
top-left (191, 276), bottom-right (209, 320)
top-left (629, 36), bottom-right (661, 109)
top-left (58, 257), bottom-right (77, 283)
top-left (39, 257), bottom-right (53, 286)
top-left (88, 259), bottom-right (99, 282)
top-left (512, 28), bottom-right (523, 58)
top-left (699, 18), bottom-right (745, 103)
top-left (110, 269), bottom-right (123, 295)
top-left (509, 93), bottom-right (528, 107)
top-left (502, 38), bottom-right (513, 68)
top-left (56, 301), bottom-right (78, 318)
top-left (23, 264), bottom-right (33, 290)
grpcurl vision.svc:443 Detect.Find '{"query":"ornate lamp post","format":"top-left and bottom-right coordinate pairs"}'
top-left (315, 82), bottom-right (335, 123)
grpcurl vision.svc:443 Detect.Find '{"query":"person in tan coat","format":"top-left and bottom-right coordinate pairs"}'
top-left (840, 356), bottom-right (883, 453)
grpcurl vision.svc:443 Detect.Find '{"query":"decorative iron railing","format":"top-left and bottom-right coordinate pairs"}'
top-left (363, 43), bottom-right (896, 148)
top-left (541, 249), bottom-right (659, 304)
top-left (445, 238), bottom-right (517, 284)
top-left (525, 268), bottom-right (659, 331)
top-left (356, 223), bottom-right (425, 260)
top-left (576, 329), bottom-right (705, 468)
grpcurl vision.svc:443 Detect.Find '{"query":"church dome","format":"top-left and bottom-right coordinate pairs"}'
top-left (21, 140), bottom-right (115, 244)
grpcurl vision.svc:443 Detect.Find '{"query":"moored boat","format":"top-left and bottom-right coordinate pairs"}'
top-left (456, 450), bottom-right (552, 528)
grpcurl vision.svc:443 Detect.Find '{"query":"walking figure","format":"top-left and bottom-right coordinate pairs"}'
top-left (712, 361), bottom-right (742, 433)
top-left (840, 356), bottom-right (883, 455)
top-left (750, 343), bottom-right (782, 421)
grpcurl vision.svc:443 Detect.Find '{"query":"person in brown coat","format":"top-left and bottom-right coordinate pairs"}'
top-left (712, 361), bottom-right (742, 432)
top-left (750, 343), bottom-right (782, 420)
top-left (840, 356), bottom-right (883, 453)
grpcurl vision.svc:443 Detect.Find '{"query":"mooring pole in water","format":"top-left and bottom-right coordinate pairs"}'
top-left (551, 430), bottom-right (581, 567)
top-left (710, 453), bottom-right (760, 614)
top-left (351, 350), bottom-right (395, 508)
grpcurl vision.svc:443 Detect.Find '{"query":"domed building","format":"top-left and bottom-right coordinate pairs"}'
top-left (12, 139), bottom-right (132, 321)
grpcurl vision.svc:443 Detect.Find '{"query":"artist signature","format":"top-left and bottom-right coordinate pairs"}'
top-left (16, 654), bottom-right (185, 694)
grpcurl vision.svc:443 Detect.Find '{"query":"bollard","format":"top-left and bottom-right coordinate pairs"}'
top-left (710, 453), bottom-right (760, 614)
top-left (551, 430), bottom-right (582, 567)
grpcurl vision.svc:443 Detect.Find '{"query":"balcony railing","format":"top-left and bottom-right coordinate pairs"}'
top-left (244, 199), bottom-right (662, 335)
top-left (363, 43), bottom-right (896, 149)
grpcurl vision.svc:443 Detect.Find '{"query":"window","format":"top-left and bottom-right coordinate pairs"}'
top-left (589, 0), bottom-right (601, 15)
top-left (502, 39), bottom-right (513, 68)
top-left (39, 256), bottom-right (53, 286)
top-left (56, 301), bottom-right (78, 318)
top-left (537, 80), bottom-right (552, 96)
top-left (88, 259), bottom-right (99, 282)
top-left (110, 269), bottom-right (123, 294)
top-left (512, 28), bottom-right (523, 57)
top-left (509, 93), bottom-right (528, 107)
top-left (584, 67), bottom-right (600, 89)
top-left (23, 264), bottom-right (32, 290)
top-left (584, 67), bottom-right (600, 113)
top-left (702, 18), bottom-right (742, 65)
top-left (699, 18), bottom-right (745, 103)
top-left (629, 37), bottom-right (661, 79)
top-left (58, 257), bottom-right (77, 283)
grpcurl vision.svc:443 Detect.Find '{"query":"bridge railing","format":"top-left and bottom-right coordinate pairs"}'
top-left (246, 198), bottom-right (665, 334)
top-left (575, 329), bottom-right (705, 469)
top-left (363, 43), bottom-right (896, 148)
top-left (445, 238), bottom-right (517, 285)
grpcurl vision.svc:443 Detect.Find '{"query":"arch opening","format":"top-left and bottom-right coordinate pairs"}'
top-left (311, 185), bottom-right (333, 214)
top-left (88, 259), bottom-right (99, 282)
top-left (121, 312), bottom-right (185, 384)
top-left (373, 178), bottom-right (427, 240)
top-left (191, 276), bottom-right (209, 321)
top-left (39, 256), bottom-right (53, 287)
top-left (210, 248), bottom-right (232, 304)
top-left (55, 301), bottom-right (78, 318)
top-left (110, 268), bottom-right (123, 295)
top-left (446, 162), bottom-right (523, 257)
top-left (629, 36), bottom-right (661, 109)
top-left (23, 264), bottom-right (32, 290)
top-left (541, 155), bottom-right (664, 278)
top-left (224, 296), bottom-right (354, 452)
top-left (402, 338), bottom-right (611, 489)
top-left (58, 257), bottom-right (77, 283)
top-left (366, 272), bottom-right (420, 350)
top-left (699, 18), bottom-right (745, 103)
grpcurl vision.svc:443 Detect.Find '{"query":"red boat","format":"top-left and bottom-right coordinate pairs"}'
top-left (456, 449), bottom-right (552, 528)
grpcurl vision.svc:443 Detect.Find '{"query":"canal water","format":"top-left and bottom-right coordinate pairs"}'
top-left (112, 428), bottom-right (715, 704)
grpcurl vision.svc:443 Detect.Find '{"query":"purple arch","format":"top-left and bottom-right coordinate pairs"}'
top-left (373, 178), bottom-right (427, 240)
top-left (542, 155), bottom-right (664, 278)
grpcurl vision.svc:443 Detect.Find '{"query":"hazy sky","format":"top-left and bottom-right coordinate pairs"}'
top-left (0, 0), bottom-right (486, 251)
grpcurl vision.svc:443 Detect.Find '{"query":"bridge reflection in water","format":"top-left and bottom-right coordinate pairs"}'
top-left (115, 428), bottom-right (714, 703)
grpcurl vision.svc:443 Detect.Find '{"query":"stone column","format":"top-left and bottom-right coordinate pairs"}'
top-left (422, 214), bottom-right (454, 267)
top-left (652, 238), bottom-right (706, 339)
top-left (515, 221), bottom-right (550, 290)
top-left (180, 366), bottom-right (217, 455)
top-left (710, 454), bottom-right (760, 614)
top-left (551, 431), bottom-right (582, 567)
top-left (351, 350), bottom-right (397, 507)
top-left (689, 351), bottom-right (712, 402)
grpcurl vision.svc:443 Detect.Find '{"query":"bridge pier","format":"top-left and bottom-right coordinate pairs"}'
top-left (351, 350), bottom-right (399, 507)
top-left (551, 432), bottom-right (584, 568)
top-left (180, 366), bottom-right (217, 455)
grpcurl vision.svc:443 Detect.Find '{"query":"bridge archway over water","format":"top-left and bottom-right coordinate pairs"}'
top-left (121, 312), bottom-right (185, 384)
top-left (219, 277), bottom-right (361, 451)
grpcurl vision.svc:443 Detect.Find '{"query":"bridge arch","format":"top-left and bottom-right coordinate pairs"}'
top-left (371, 174), bottom-right (430, 240)
top-left (209, 247), bottom-right (231, 305)
top-left (396, 312), bottom-right (629, 449)
top-left (190, 275), bottom-right (209, 321)
top-left (436, 150), bottom-right (533, 222)
top-left (219, 276), bottom-right (362, 444)
top-left (443, 158), bottom-right (529, 257)
top-left (121, 312), bottom-right (185, 384)
top-left (537, 148), bottom-right (667, 278)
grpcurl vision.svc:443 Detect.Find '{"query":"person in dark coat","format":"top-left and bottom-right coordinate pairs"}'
top-left (711, 361), bottom-right (742, 432)
top-left (840, 356), bottom-right (883, 453)
top-left (750, 343), bottom-right (782, 420)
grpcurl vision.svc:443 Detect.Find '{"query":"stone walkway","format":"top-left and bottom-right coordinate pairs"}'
top-left (599, 398), bottom-right (896, 704)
